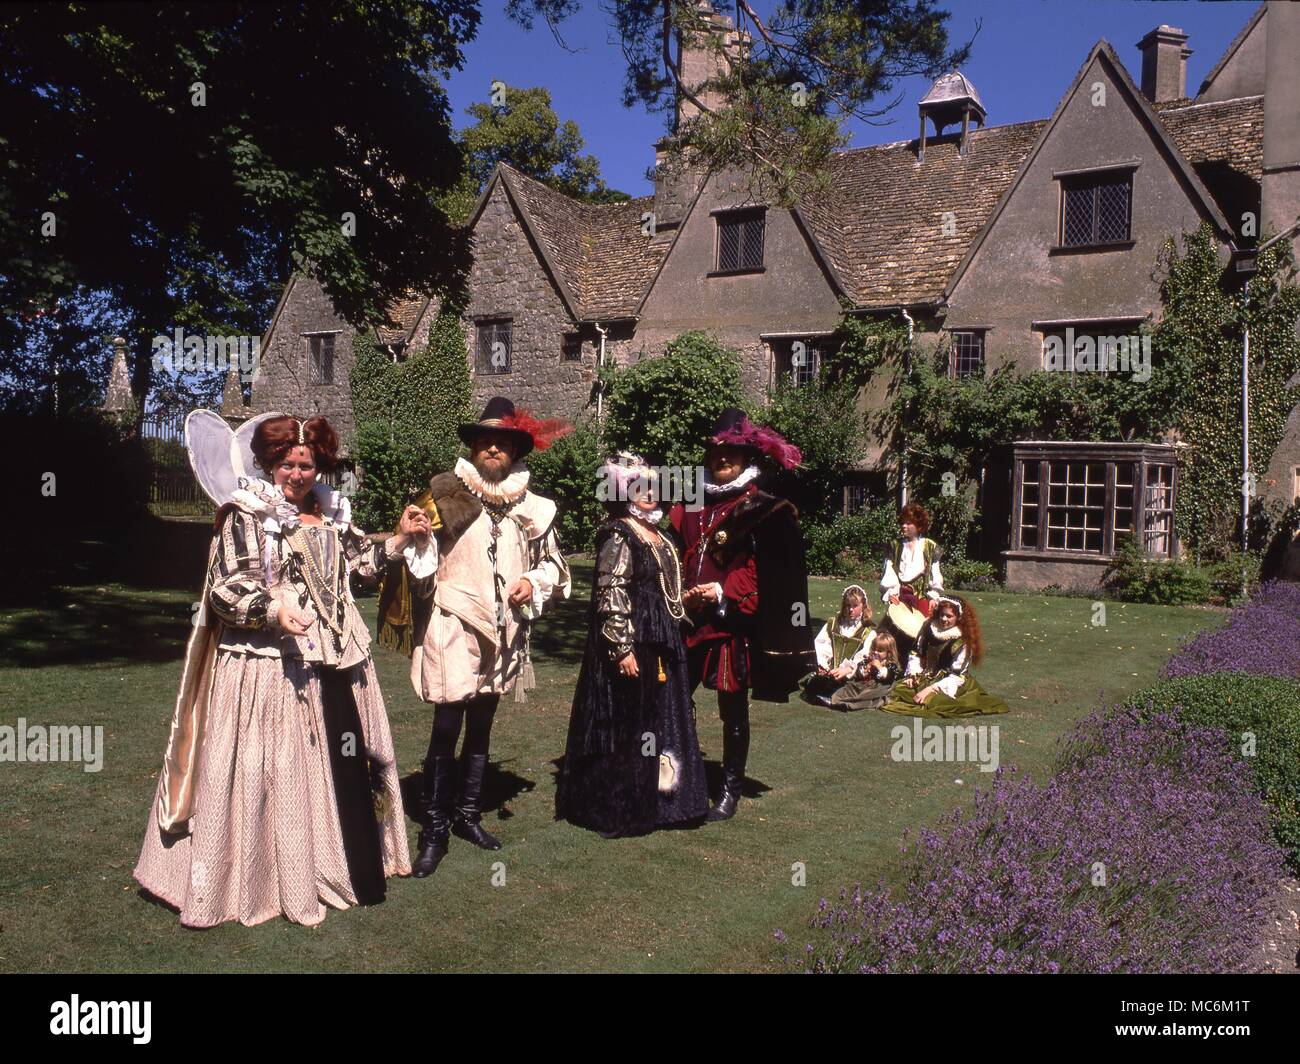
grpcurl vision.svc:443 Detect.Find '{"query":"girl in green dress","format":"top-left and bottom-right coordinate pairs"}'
top-left (800, 585), bottom-right (874, 708)
top-left (881, 594), bottom-right (1008, 719)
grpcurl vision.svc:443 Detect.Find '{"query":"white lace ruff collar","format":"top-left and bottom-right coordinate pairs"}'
top-left (628, 503), bottom-right (665, 526)
top-left (929, 620), bottom-right (962, 642)
top-left (704, 464), bottom-right (760, 496)
top-left (455, 455), bottom-right (529, 505)
top-left (232, 476), bottom-right (351, 533)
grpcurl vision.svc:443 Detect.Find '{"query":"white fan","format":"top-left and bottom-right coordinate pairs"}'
top-left (185, 409), bottom-right (287, 506)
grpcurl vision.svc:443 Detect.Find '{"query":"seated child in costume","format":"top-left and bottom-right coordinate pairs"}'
top-left (880, 595), bottom-right (1008, 719)
top-left (816, 629), bottom-right (902, 712)
top-left (858, 630), bottom-right (901, 687)
top-left (800, 585), bottom-right (874, 708)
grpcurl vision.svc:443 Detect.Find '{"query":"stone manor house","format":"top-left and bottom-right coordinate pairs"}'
top-left (229, 1), bottom-right (1300, 590)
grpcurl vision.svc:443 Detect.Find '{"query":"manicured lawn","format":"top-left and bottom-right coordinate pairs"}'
top-left (0, 564), bottom-right (1224, 973)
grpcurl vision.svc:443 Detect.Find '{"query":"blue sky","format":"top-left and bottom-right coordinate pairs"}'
top-left (443, 0), bottom-right (1261, 197)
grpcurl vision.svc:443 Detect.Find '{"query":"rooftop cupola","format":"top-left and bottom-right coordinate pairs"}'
top-left (918, 70), bottom-right (986, 161)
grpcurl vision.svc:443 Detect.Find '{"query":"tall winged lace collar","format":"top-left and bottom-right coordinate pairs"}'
top-left (231, 476), bottom-right (352, 532)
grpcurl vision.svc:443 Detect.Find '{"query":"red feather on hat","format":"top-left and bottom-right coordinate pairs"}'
top-left (500, 408), bottom-right (574, 451)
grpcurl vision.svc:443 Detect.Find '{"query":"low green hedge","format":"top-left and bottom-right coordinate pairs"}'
top-left (1124, 672), bottom-right (1300, 873)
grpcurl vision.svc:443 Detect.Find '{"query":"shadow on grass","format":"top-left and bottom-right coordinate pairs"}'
top-left (399, 761), bottom-right (536, 826)
top-left (0, 583), bottom-right (194, 669)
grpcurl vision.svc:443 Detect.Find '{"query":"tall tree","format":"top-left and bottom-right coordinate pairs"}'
top-left (0, 1), bottom-right (478, 411)
top-left (509, 0), bottom-right (970, 204)
top-left (453, 85), bottom-right (629, 215)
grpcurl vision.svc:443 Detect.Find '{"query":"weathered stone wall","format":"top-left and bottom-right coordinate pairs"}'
top-left (467, 182), bottom-right (590, 419)
top-left (248, 275), bottom-right (362, 451)
top-left (634, 168), bottom-right (845, 401)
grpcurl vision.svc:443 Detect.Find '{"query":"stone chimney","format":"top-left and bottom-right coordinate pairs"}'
top-left (651, 1), bottom-right (748, 231)
top-left (1137, 25), bottom-right (1192, 103)
top-left (1262, 1), bottom-right (1300, 254)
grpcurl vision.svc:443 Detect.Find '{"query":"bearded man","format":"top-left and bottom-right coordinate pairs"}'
top-left (393, 396), bottom-right (570, 877)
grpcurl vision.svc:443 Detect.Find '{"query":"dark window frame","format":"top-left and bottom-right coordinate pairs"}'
top-left (1057, 169), bottom-right (1133, 249)
top-left (770, 335), bottom-right (832, 389)
top-left (561, 331), bottom-right (582, 362)
top-left (712, 208), bottom-right (766, 274)
top-left (1009, 443), bottom-right (1179, 560)
top-left (475, 318), bottom-right (513, 375)
top-left (1039, 320), bottom-right (1147, 375)
top-left (306, 332), bottom-right (336, 386)
top-left (948, 330), bottom-right (985, 379)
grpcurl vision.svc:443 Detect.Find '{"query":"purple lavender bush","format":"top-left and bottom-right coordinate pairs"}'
top-left (1162, 581), bottom-right (1300, 680)
top-left (779, 710), bottom-right (1284, 973)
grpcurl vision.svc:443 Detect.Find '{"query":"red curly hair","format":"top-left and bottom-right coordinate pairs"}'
top-left (898, 502), bottom-right (931, 535)
top-left (935, 594), bottom-right (984, 668)
top-left (251, 415), bottom-right (339, 476)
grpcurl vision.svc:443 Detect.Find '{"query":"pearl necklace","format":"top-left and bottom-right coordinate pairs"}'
top-left (623, 518), bottom-right (686, 621)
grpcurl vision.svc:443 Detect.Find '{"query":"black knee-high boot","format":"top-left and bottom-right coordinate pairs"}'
top-left (708, 690), bottom-right (750, 822)
top-left (452, 753), bottom-right (501, 850)
top-left (412, 755), bottom-right (455, 878)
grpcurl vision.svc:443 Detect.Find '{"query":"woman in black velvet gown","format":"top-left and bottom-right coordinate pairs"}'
top-left (556, 453), bottom-right (708, 837)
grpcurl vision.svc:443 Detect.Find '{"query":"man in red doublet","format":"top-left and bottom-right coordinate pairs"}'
top-left (668, 409), bottom-right (815, 821)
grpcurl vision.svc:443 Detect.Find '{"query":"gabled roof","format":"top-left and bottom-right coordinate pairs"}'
top-left (409, 40), bottom-right (1262, 320)
top-left (941, 40), bottom-right (1237, 303)
top-left (1155, 94), bottom-right (1264, 185)
top-left (374, 293), bottom-right (432, 344)
top-left (798, 119), bottom-right (1044, 308)
top-left (461, 163), bottom-right (670, 322)
top-left (1198, 2), bottom-right (1266, 97)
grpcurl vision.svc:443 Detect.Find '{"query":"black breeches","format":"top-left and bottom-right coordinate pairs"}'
top-left (425, 693), bottom-right (500, 763)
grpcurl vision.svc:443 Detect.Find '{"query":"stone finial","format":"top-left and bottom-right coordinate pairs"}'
top-left (220, 355), bottom-right (247, 419)
top-left (102, 336), bottom-right (134, 412)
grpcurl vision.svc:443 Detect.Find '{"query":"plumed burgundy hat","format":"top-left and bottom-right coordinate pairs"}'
top-left (705, 407), bottom-right (802, 470)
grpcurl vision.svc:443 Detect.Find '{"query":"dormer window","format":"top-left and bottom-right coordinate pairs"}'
top-left (1059, 169), bottom-right (1133, 248)
top-left (713, 208), bottom-right (765, 274)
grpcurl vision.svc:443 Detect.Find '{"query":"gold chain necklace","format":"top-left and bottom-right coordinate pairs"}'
top-left (286, 525), bottom-right (346, 638)
top-left (624, 518), bottom-right (686, 621)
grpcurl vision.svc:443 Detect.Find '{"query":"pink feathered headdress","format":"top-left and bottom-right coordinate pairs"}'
top-left (600, 452), bottom-right (655, 499)
top-left (710, 415), bottom-right (802, 470)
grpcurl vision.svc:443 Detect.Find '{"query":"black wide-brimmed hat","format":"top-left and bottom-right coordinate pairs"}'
top-left (458, 396), bottom-right (535, 458)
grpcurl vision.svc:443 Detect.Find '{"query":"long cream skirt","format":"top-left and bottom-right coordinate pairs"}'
top-left (134, 651), bottom-right (410, 928)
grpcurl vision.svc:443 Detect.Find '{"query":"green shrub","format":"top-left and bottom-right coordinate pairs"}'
top-left (1206, 551), bottom-right (1262, 603)
top-left (761, 374), bottom-right (868, 525)
top-left (804, 508), bottom-right (896, 577)
top-left (1124, 672), bottom-right (1300, 873)
top-left (601, 331), bottom-right (746, 467)
top-left (946, 556), bottom-right (999, 591)
top-left (921, 490), bottom-right (978, 559)
top-left (351, 419), bottom-right (423, 533)
top-left (1106, 541), bottom-right (1213, 604)
top-left (348, 312), bottom-right (473, 532)
top-left (527, 417), bottom-right (603, 553)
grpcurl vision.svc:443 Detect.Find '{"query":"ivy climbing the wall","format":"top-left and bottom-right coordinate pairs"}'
top-left (349, 308), bottom-right (474, 532)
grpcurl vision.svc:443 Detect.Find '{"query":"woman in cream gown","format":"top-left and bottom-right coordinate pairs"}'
top-left (134, 415), bottom-right (425, 927)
